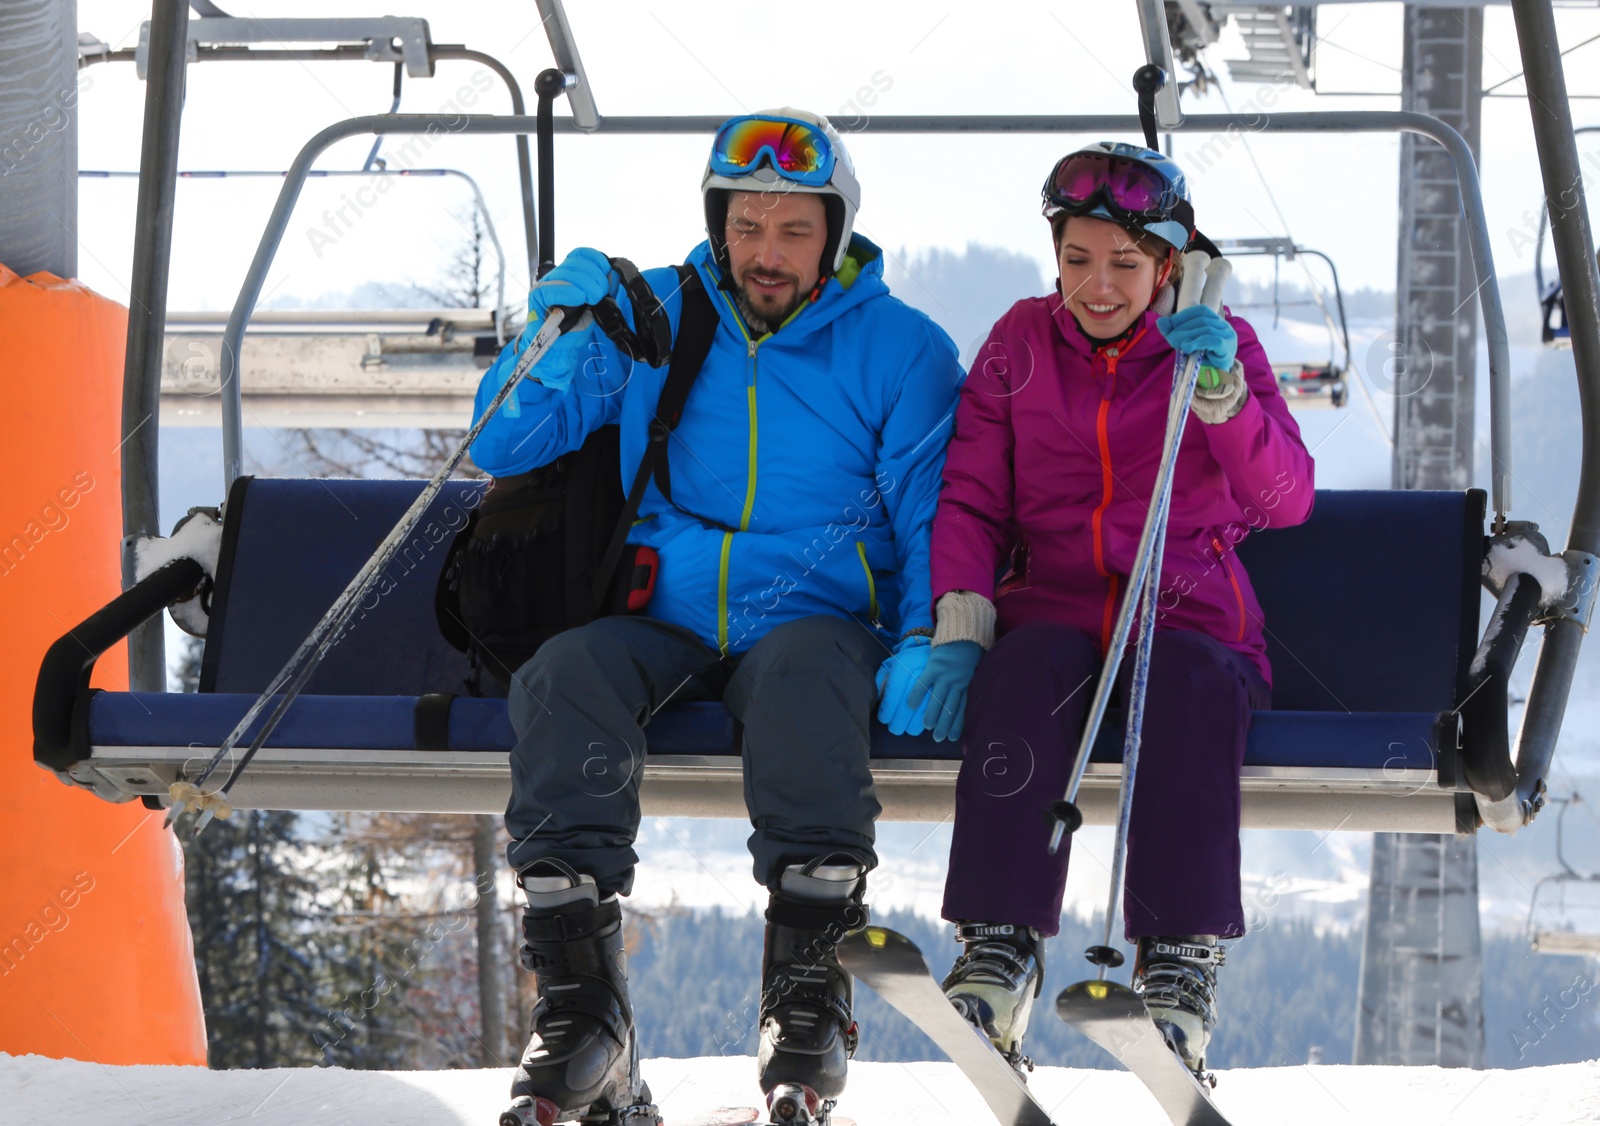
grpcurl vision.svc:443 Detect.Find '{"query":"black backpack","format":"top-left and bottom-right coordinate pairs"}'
top-left (435, 265), bottom-right (719, 691)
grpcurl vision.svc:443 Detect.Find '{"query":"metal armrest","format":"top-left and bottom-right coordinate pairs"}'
top-left (1458, 572), bottom-right (1543, 803)
top-left (32, 559), bottom-right (205, 772)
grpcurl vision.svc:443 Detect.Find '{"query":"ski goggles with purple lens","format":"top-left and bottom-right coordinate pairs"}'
top-left (1042, 152), bottom-right (1194, 231)
top-left (709, 115), bottom-right (836, 187)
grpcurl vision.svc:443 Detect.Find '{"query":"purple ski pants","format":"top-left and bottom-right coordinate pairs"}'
top-left (941, 620), bottom-right (1270, 940)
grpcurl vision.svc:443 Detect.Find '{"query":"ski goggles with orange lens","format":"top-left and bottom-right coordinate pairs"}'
top-left (709, 115), bottom-right (836, 186)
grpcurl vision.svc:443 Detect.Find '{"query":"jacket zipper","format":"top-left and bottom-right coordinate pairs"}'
top-left (1214, 536), bottom-right (1247, 642)
top-left (1087, 328), bottom-right (1150, 654)
top-left (713, 285), bottom-right (764, 653)
top-left (1091, 346), bottom-right (1122, 654)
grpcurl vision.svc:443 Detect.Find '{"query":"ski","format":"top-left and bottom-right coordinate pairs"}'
top-left (670, 1113), bottom-right (854, 1126)
top-left (837, 926), bottom-right (1060, 1126)
top-left (1055, 980), bottom-right (1234, 1126)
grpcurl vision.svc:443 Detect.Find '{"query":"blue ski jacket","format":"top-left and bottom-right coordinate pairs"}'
top-left (469, 236), bottom-right (964, 655)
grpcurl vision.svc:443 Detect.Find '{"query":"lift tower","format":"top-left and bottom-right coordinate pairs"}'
top-left (1356, 4), bottom-right (1487, 1068)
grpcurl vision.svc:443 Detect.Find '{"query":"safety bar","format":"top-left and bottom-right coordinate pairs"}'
top-left (216, 109), bottom-right (1513, 519)
top-left (83, 167), bottom-right (510, 344)
top-left (83, 39), bottom-right (538, 281)
top-left (32, 559), bottom-right (205, 773)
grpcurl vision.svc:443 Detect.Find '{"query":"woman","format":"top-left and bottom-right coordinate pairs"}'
top-left (881, 142), bottom-right (1315, 1076)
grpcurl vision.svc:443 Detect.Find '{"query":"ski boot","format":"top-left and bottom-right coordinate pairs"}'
top-left (501, 860), bottom-right (659, 1126)
top-left (1132, 934), bottom-right (1226, 1084)
top-left (940, 922), bottom-right (1044, 1075)
top-left (758, 861), bottom-right (869, 1125)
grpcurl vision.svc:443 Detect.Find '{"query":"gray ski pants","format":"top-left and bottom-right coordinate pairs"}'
top-left (504, 613), bottom-right (884, 895)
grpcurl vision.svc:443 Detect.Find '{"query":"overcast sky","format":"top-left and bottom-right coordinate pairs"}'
top-left (69, 1), bottom-right (1600, 315)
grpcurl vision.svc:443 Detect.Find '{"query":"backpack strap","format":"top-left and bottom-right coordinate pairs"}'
top-left (591, 264), bottom-right (722, 604)
top-left (649, 266), bottom-right (721, 520)
top-left (589, 258), bottom-right (674, 367)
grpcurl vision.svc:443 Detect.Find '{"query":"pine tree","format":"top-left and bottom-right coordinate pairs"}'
top-left (184, 808), bottom-right (330, 1067)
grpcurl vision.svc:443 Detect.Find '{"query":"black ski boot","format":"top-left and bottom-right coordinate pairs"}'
top-left (941, 922), bottom-right (1044, 1074)
top-left (758, 862), bottom-right (868, 1125)
top-left (501, 862), bottom-right (657, 1126)
top-left (1132, 934), bottom-right (1226, 1082)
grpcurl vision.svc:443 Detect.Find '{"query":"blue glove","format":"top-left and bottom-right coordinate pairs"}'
top-left (876, 637), bottom-right (933, 736)
top-left (1156, 304), bottom-right (1237, 372)
top-left (493, 248), bottom-right (619, 405)
top-left (528, 246), bottom-right (619, 322)
top-left (481, 321), bottom-right (593, 415)
top-left (908, 640), bottom-right (983, 743)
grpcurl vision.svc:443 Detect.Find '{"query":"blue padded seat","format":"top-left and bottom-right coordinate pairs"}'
top-left (90, 692), bottom-right (1443, 772)
top-left (82, 477), bottom-right (1480, 779)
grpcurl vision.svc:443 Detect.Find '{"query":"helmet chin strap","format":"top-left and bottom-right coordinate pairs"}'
top-left (1153, 252), bottom-right (1175, 296)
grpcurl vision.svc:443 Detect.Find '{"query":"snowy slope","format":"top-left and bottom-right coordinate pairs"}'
top-left (4, 1050), bottom-right (1598, 1126)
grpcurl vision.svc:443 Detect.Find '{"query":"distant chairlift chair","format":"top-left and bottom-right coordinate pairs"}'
top-left (1212, 236), bottom-right (1351, 409)
top-left (1526, 794), bottom-right (1600, 956)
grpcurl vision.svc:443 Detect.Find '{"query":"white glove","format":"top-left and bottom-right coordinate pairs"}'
top-left (1191, 360), bottom-right (1249, 425)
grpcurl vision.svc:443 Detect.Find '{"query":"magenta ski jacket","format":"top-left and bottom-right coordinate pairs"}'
top-left (930, 294), bottom-right (1315, 688)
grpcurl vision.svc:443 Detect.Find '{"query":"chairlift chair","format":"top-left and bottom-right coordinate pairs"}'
top-left (36, 2), bottom-right (1599, 846)
top-left (1527, 795), bottom-right (1600, 956)
top-left (1532, 126), bottom-right (1600, 349)
top-left (1536, 205), bottom-right (1575, 347)
top-left (1210, 237), bottom-right (1350, 409)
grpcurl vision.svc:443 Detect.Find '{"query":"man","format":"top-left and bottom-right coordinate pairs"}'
top-left (469, 109), bottom-right (963, 1126)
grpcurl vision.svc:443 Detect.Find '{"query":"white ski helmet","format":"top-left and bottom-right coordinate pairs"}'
top-left (702, 107), bottom-right (861, 277)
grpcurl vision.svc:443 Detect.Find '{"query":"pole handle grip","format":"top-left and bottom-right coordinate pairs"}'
top-left (1175, 250), bottom-right (1209, 311)
top-left (1201, 256), bottom-right (1233, 314)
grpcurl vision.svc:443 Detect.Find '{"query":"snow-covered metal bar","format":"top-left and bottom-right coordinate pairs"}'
top-left (121, 0), bottom-right (187, 694)
top-left (1477, 0), bottom-right (1600, 832)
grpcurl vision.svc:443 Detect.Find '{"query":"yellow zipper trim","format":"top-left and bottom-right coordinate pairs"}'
top-left (856, 541), bottom-right (880, 624)
top-left (717, 532), bottom-right (734, 653)
top-left (741, 382), bottom-right (758, 530)
top-left (711, 279), bottom-right (767, 651)
top-left (705, 268), bottom-right (812, 652)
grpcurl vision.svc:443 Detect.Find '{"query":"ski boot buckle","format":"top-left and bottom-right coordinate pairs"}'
top-left (601, 1100), bottom-right (662, 1126)
top-left (499, 1094), bottom-right (660, 1126)
top-left (766, 1082), bottom-right (832, 1126)
top-left (499, 1095), bottom-right (560, 1126)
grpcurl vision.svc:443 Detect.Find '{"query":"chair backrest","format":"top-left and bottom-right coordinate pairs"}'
top-left (1236, 488), bottom-right (1483, 712)
top-left (201, 476), bottom-right (484, 696)
top-left (203, 479), bottom-right (1483, 716)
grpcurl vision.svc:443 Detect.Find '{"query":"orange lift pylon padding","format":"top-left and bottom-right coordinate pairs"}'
top-left (0, 263), bottom-right (205, 1065)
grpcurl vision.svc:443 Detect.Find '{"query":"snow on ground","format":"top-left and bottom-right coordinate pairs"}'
top-left (4, 1050), bottom-right (1598, 1126)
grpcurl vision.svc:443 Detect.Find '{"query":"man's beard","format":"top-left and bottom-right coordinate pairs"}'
top-left (733, 268), bottom-right (807, 334)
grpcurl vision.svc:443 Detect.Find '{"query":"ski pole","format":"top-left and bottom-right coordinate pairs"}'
top-left (1046, 252), bottom-right (1234, 860)
top-left (1086, 258), bottom-right (1235, 971)
top-left (166, 306), bottom-right (585, 835)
